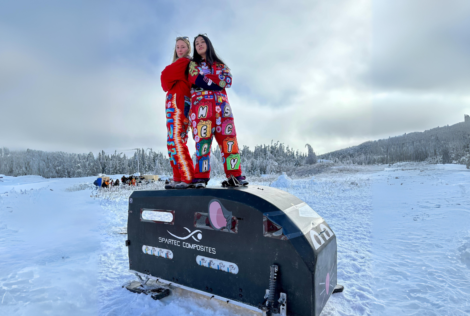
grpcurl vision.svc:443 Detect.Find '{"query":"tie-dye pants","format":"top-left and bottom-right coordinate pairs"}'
top-left (166, 93), bottom-right (194, 183)
top-left (189, 90), bottom-right (243, 180)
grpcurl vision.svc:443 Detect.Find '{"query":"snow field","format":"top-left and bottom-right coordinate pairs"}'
top-left (0, 176), bottom-right (103, 316)
top-left (370, 164), bottom-right (470, 316)
top-left (1, 163), bottom-right (469, 315)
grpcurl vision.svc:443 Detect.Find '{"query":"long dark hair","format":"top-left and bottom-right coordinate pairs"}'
top-left (192, 34), bottom-right (226, 67)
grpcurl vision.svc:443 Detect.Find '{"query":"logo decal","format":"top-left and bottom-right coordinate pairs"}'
top-left (168, 227), bottom-right (203, 242)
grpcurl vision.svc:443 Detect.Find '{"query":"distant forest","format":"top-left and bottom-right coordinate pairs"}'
top-left (1, 119), bottom-right (469, 178)
top-left (0, 142), bottom-right (314, 178)
top-left (320, 119), bottom-right (470, 167)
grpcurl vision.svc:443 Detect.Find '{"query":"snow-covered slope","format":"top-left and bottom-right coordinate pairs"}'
top-left (0, 163), bottom-right (469, 315)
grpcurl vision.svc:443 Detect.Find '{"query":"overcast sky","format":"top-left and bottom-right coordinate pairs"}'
top-left (1, 0), bottom-right (469, 156)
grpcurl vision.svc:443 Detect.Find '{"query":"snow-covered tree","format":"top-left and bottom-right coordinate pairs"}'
top-left (305, 144), bottom-right (317, 165)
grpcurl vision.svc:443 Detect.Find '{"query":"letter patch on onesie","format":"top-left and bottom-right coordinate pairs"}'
top-left (199, 156), bottom-right (210, 173)
top-left (221, 119), bottom-right (236, 136)
top-left (226, 154), bottom-right (241, 171)
top-left (197, 102), bottom-right (212, 119)
top-left (222, 103), bottom-right (232, 118)
top-left (222, 137), bottom-right (238, 154)
top-left (199, 139), bottom-right (212, 156)
top-left (197, 120), bottom-right (212, 139)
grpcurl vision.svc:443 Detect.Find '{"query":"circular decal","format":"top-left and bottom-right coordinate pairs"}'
top-left (226, 77), bottom-right (231, 84)
top-left (193, 121), bottom-right (197, 127)
top-left (215, 106), bottom-right (221, 113)
top-left (219, 75), bottom-right (225, 80)
top-left (219, 81), bottom-right (226, 88)
top-left (191, 113), bottom-right (196, 120)
top-left (195, 136), bottom-right (200, 142)
top-left (216, 126), bottom-right (222, 133)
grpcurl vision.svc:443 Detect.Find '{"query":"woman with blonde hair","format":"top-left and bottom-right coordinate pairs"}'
top-left (161, 36), bottom-right (195, 189)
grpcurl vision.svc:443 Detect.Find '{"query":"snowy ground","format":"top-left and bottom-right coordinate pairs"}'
top-left (0, 163), bottom-right (469, 315)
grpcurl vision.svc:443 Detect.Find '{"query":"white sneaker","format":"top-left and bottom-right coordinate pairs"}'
top-left (175, 182), bottom-right (190, 189)
top-left (165, 180), bottom-right (180, 189)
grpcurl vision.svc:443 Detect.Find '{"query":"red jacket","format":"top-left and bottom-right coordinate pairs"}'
top-left (161, 57), bottom-right (191, 108)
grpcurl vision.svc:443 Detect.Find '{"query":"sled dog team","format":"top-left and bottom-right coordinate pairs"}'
top-left (161, 34), bottom-right (248, 189)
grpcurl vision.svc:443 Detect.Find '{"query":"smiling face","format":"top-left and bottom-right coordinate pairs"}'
top-left (195, 36), bottom-right (207, 58)
top-left (175, 40), bottom-right (189, 58)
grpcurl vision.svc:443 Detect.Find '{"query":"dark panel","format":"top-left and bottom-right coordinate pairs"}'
top-left (127, 186), bottom-right (337, 316)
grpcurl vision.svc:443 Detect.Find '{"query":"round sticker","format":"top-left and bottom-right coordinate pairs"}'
top-left (219, 81), bottom-right (226, 88)
top-left (226, 77), bottom-right (231, 84)
top-left (219, 75), bottom-right (225, 80)
top-left (191, 113), bottom-right (196, 120)
top-left (216, 126), bottom-right (222, 133)
top-left (195, 136), bottom-right (200, 142)
top-left (215, 106), bottom-right (221, 113)
top-left (193, 121), bottom-right (197, 127)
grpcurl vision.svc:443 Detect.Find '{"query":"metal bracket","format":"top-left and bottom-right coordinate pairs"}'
top-left (261, 289), bottom-right (286, 316)
top-left (278, 293), bottom-right (287, 316)
top-left (135, 273), bottom-right (150, 286)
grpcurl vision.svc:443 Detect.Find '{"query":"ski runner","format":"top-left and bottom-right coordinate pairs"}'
top-left (161, 37), bottom-right (195, 189)
top-left (188, 34), bottom-right (248, 188)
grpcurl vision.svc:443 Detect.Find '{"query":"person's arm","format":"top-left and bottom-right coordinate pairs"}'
top-left (203, 64), bottom-right (232, 89)
top-left (161, 57), bottom-right (191, 92)
top-left (188, 61), bottom-right (224, 91)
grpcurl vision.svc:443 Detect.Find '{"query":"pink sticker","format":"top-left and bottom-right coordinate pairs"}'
top-left (209, 201), bottom-right (227, 229)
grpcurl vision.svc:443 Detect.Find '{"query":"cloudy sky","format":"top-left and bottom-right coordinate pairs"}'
top-left (1, 0), bottom-right (469, 156)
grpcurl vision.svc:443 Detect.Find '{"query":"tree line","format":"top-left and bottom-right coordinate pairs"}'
top-left (2, 118), bottom-right (469, 179)
top-left (319, 121), bottom-right (470, 168)
top-left (0, 142), bottom-right (317, 178)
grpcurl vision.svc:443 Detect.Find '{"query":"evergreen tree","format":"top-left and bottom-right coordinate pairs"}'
top-left (305, 144), bottom-right (317, 165)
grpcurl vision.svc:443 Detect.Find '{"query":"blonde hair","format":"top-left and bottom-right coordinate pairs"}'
top-left (172, 37), bottom-right (191, 63)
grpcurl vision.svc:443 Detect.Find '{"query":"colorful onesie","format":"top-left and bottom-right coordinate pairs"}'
top-left (161, 57), bottom-right (195, 183)
top-left (188, 59), bottom-right (243, 180)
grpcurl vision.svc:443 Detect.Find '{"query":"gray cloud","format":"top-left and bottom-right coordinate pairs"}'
top-left (370, 0), bottom-right (470, 92)
top-left (1, 0), bottom-right (469, 157)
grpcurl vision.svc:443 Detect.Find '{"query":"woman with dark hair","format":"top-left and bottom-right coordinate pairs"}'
top-left (188, 34), bottom-right (248, 188)
top-left (161, 36), bottom-right (195, 189)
